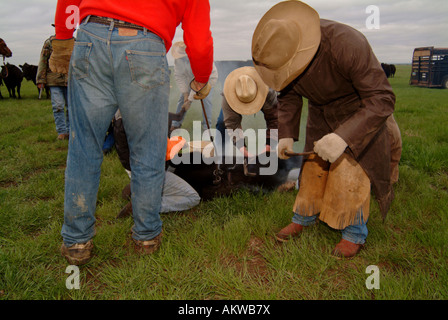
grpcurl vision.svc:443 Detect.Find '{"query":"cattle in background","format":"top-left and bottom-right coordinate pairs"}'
top-left (0, 38), bottom-right (12, 99)
top-left (0, 38), bottom-right (12, 58)
top-left (390, 64), bottom-right (396, 78)
top-left (381, 63), bottom-right (396, 78)
top-left (20, 63), bottom-right (50, 99)
top-left (0, 63), bottom-right (23, 99)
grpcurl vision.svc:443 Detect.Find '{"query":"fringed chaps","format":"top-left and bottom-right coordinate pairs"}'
top-left (293, 153), bottom-right (371, 230)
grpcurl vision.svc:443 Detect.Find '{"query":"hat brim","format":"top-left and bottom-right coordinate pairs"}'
top-left (187, 140), bottom-right (214, 158)
top-left (223, 66), bottom-right (269, 115)
top-left (252, 1), bottom-right (321, 91)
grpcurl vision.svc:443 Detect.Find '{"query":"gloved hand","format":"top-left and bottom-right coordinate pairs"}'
top-left (190, 79), bottom-right (211, 100)
top-left (49, 38), bottom-right (75, 74)
top-left (313, 133), bottom-right (348, 163)
top-left (239, 146), bottom-right (254, 158)
top-left (277, 138), bottom-right (294, 159)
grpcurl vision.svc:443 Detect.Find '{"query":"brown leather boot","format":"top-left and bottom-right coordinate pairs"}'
top-left (133, 232), bottom-right (163, 254)
top-left (332, 239), bottom-right (363, 259)
top-left (276, 222), bottom-right (303, 242)
top-left (61, 240), bottom-right (94, 265)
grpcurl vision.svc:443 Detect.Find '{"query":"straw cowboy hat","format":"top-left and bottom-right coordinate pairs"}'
top-left (251, 1), bottom-right (321, 91)
top-left (171, 41), bottom-right (187, 59)
top-left (223, 66), bottom-right (269, 115)
top-left (187, 140), bottom-right (214, 157)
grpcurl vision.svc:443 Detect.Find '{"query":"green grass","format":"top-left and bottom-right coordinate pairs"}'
top-left (0, 65), bottom-right (447, 300)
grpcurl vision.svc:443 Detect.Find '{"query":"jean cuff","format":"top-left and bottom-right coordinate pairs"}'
top-left (341, 233), bottom-right (366, 245)
top-left (291, 212), bottom-right (318, 227)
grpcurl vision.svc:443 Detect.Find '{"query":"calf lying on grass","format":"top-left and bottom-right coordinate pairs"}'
top-left (117, 149), bottom-right (302, 218)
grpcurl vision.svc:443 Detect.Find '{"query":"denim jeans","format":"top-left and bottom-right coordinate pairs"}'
top-left (171, 88), bottom-right (214, 130)
top-left (292, 210), bottom-right (369, 244)
top-left (61, 19), bottom-right (169, 246)
top-left (49, 86), bottom-right (69, 134)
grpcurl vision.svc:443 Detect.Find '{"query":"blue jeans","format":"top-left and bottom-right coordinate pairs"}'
top-left (171, 88), bottom-right (214, 130)
top-left (49, 86), bottom-right (69, 134)
top-left (292, 210), bottom-right (368, 244)
top-left (61, 20), bottom-right (169, 246)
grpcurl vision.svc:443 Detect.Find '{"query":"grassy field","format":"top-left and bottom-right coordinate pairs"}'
top-left (0, 65), bottom-right (447, 301)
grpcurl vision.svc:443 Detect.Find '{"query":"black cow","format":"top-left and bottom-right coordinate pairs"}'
top-left (20, 63), bottom-right (50, 99)
top-left (113, 113), bottom-right (302, 218)
top-left (0, 38), bottom-right (12, 99)
top-left (381, 63), bottom-right (396, 78)
top-left (390, 64), bottom-right (396, 78)
top-left (381, 63), bottom-right (391, 78)
top-left (117, 149), bottom-right (302, 218)
top-left (0, 63), bottom-right (23, 98)
top-left (168, 151), bottom-right (302, 201)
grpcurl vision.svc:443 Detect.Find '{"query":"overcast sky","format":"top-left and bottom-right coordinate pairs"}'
top-left (1, 0), bottom-right (447, 67)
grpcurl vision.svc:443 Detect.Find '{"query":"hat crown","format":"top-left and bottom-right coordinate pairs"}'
top-left (253, 19), bottom-right (301, 69)
top-left (251, 1), bottom-right (321, 91)
top-left (235, 75), bottom-right (257, 103)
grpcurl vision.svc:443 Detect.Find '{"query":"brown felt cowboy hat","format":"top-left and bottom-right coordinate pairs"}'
top-left (251, 1), bottom-right (321, 91)
top-left (223, 66), bottom-right (269, 115)
top-left (171, 41), bottom-right (187, 59)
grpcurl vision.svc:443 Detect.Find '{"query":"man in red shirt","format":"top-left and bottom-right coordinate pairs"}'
top-left (51, 0), bottom-right (214, 265)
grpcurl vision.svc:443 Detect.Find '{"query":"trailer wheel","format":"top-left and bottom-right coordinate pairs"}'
top-left (442, 76), bottom-right (448, 89)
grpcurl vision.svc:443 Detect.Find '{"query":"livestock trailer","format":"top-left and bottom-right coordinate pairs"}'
top-left (410, 47), bottom-right (448, 88)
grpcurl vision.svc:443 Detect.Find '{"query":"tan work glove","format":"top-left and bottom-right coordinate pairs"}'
top-left (190, 79), bottom-right (211, 100)
top-left (49, 38), bottom-right (75, 74)
top-left (277, 138), bottom-right (294, 159)
top-left (313, 133), bottom-right (348, 163)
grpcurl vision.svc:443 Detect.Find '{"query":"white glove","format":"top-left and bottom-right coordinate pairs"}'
top-left (313, 133), bottom-right (347, 163)
top-left (277, 138), bottom-right (294, 159)
top-left (187, 90), bottom-right (195, 102)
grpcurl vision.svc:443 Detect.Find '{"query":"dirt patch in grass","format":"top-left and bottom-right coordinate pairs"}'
top-left (220, 235), bottom-right (270, 282)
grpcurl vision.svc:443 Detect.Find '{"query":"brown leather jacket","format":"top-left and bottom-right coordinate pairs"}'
top-left (278, 19), bottom-right (397, 219)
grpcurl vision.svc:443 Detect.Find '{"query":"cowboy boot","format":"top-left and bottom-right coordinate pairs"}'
top-left (133, 232), bottom-right (163, 255)
top-left (276, 222), bottom-right (303, 242)
top-left (331, 239), bottom-right (363, 259)
top-left (61, 240), bottom-right (94, 265)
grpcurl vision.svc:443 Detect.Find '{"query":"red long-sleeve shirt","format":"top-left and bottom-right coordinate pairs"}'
top-left (54, 0), bottom-right (213, 83)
